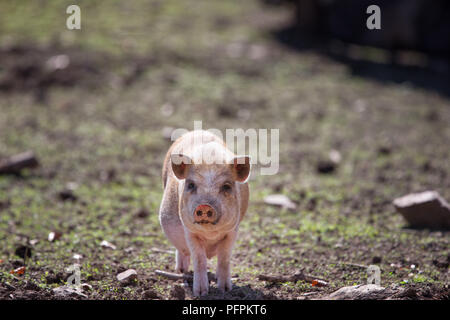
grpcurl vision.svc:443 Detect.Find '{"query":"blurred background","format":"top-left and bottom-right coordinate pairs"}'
top-left (0, 0), bottom-right (448, 300)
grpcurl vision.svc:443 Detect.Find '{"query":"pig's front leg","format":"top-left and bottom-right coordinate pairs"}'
top-left (216, 230), bottom-right (237, 292)
top-left (186, 233), bottom-right (209, 296)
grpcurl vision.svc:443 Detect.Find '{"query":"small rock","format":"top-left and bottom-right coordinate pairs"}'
top-left (392, 287), bottom-right (417, 299)
top-left (329, 149), bottom-right (342, 164)
top-left (4, 282), bottom-right (16, 291)
top-left (432, 259), bottom-right (449, 269)
top-left (52, 286), bottom-right (87, 299)
top-left (24, 281), bottom-right (40, 291)
top-left (100, 240), bottom-right (116, 250)
top-left (217, 105), bottom-right (236, 118)
top-left (136, 208), bottom-right (150, 218)
top-left (393, 191), bottom-right (450, 229)
top-left (11, 259), bottom-right (23, 268)
top-left (72, 253), bottom-right (83, 260)
top-left (46, 55), bottom-right (70, 71)
top-left (29, 239), bottom-right (39, 246)
top-left (66, 181), bottom-right (78, 190)
top-left (328, 284), bottom-right (386, 300)
top-left (378, 146), bottom-right (391, 155)
top-left (45, 272), bottom-right (65, 284)
top-left (170, 284), bottom-right (185, 300)
top-left (316, 150), bottom-right (341, 174)
top-left (58, 189), bottom-right (78, 202)
top-left (264, 194), bottom-right (296, 211)
top-left (372, 256), bottom-right (382, 264)
top-left (124, 246), bottom-right (135, 253)
top-left (316, 160), bottom-right (336, 174)
top-left (48, 231), bottom-right (63, 242)
top-left (117, 269), bottom-right (137, 283)
top-left (81, 283), bottom-right (93, 292)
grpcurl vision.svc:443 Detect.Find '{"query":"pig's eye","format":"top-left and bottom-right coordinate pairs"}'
top-left (187, 181), bottom-right (196, 192)
top-left (220, 183), bottom-right (232, 193)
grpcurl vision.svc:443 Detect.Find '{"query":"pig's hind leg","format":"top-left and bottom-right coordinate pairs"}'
top-left (160, 214), bottom-right (190, 273)
top-left (176, 248), bottom-right (190, 274)
top-left (166, 223), bottom-right (190, 273)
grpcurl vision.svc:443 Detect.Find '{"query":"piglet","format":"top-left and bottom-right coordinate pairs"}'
top-left (159, 130), bottom-right (250, 296)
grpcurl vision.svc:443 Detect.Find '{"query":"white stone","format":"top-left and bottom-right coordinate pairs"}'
top-left (264, 194), bottom-right (296, 211)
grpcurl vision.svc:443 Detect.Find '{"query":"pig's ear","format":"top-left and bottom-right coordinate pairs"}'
top-left (230, 156), bottom-right (251, 183)
top-left (171, 154), bottom-right (192, 180)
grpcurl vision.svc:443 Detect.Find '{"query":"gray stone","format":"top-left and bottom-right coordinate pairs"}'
top-left (100, 240), bottom-right (116, 250)
top-left (393, 191), bottom-right (450, 229)
top-left (264, 194), bottom-right (296, 211)
top-left (52, 286), bottom-right (87, 298)
top-left (117, 269), bottom-right (138, 282)
top-left (328, 284), bottom-right (386, 300)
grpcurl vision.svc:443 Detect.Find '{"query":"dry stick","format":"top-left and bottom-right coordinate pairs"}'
top-left (155, 269), bottom-right (327, 286)
top-left (155, 270), bottom-right (188, 281)
top-left (155, 270), bottom-right (217, 282)
top-left (0, 151), bottom-right (39, 175)
top-left (151, 248), bottom-right (175, 254)
top-left (258, 272), bottom-right (328, 286)
top-left (337, 262), bottom-right (368, 269)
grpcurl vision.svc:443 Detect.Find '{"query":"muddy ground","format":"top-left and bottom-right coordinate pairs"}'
top-left (0, 0), bottom-right (448, 300)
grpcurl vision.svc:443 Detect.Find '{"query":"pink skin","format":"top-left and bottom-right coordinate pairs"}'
top-left (185, 229), bottom-right (237, 295)
top-left (215, 230), bottom-right (237, 291)
top-left (159, 130), bottom-right (250, 297)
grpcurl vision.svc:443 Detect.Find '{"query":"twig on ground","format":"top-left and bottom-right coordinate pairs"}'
top-left (155, 270), bottom-right (189, 280)
top-left (0, 151), bottom-right (39, 175)
top-left (337, 262), bottom-right (368, 269)
top-left (258, 272), bottom-right (328, 287)
top-left (151, 248), bottom-right (175, 254)
top-left (155, 270), bottom-right (216, 282)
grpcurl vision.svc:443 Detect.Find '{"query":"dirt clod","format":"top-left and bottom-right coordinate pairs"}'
top-left (136, 208), bottom-right (150, 218)
top-left (170, 284), bottom-right (185, 300)
top-left (143, 289), bottom-right (161, 299)
top-left (316, 160), bottom-right (337, 174)
top-left (372, 256), bottom-right (382, 264)
top-left (58, 189), bottom-right (78, 202)
top-left (14, 245), bottom-right (32, 259)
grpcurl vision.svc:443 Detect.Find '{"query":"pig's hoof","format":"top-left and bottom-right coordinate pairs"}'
top-left (217, 277), bottom-right (232, 292)
top-left (176, 267), bottom-right (186, 274)
top-left (176, 251), bottom-right (190, 273)
top-left (193, 273), bottom-right (209, 296)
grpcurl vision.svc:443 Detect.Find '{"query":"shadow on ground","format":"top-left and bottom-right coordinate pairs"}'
top-left (272, 25), bottom-right (450, 98)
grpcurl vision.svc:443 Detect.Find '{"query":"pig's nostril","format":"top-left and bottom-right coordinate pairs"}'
top-left (207, 211), bottom-right (213, 217)
top-left (196, 210), bottom-right (202, 216)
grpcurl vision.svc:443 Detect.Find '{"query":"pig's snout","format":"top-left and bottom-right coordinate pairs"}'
top-left (194, 204), bottom-right (217, 224)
